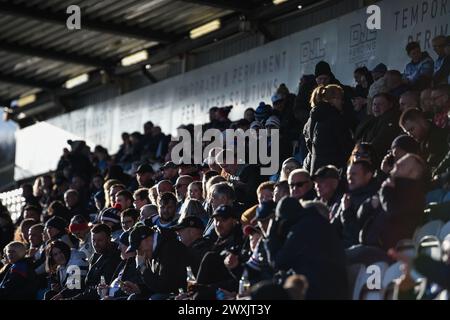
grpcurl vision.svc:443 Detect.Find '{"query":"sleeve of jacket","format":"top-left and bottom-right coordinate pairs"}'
top-left (340, 206), bottom-right (360, 248)
top-left (268, 224), bottom-right (308, 272)
top-left (263, 221), bottom-right (285, 270)
top-left (370, 121), bottom-right (400, 165)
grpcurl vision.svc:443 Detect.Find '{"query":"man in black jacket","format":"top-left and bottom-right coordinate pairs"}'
top-left (312, 165), bottom-right (345, 215)
top-left (0, 242), bottom-right (37, 300)
top-left (355, 93), bottom-right (402, 167)
top-left (171, 216), bottom-right (212, 276)
top-left (264, 197), bottom-right (348, 300)
top-left (360, 154), bottom-right (427, 251)
top-left (216, 149), bottom-right (265, 209)
top-left (130, 225), bottom-right (187, 299)
top-left (400, 108), bottom-right (449, 172)
top-left (195, 205), bottom-right (244, 293)
top-left (72, 224), bottom-right (121, 300)
top-left (331, 160), bottom-right (380, 248)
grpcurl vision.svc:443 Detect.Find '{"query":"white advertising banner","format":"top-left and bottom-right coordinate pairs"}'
top-left (14, 0), bottom-right (450, 179)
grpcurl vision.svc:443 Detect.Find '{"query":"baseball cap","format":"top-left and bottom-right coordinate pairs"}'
top-left (211, 205), bottom-right (238, 220)
top-left (126, 225), bottom-right (155, 253)
top-left (136, 163), bottom-right (154, 174)
top-left (312, 165), bottom-right (340, 181)
top-left (161, 161), bottom-right (178, 170)
top-left (171, 216), bottom-right (205, 231)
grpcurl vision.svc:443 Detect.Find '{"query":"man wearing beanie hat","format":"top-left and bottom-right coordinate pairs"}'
top-left (255, 102), bottom-right (272, 124)
top-left (69, 215), bottom-right (93, 260)
top-left (315, 61), bottom-right (333, 85)
top-left (371, 63), bottom-right (388, 81)
top-left (264, 197), bottom-right (348, 299)
top-left (100, 208), bottom-right (122, 244)
top-left (45, 216), bottom-right (77, 248)
top-left (130, 225), bottom-right (187, 299)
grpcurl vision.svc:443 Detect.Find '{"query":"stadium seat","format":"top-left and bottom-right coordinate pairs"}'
top-left (418, 236), bottom-right (442, 261)
top-left (382, 262), bottom-right (402, 291)
top-left (347, 264), bottom-right (365, 300)
top-left (413, 220), bottom-right (444, 244)
top-left (438, 221), bottom-right (450, 242)
top-left (434, 290), bottom-right (449, 300)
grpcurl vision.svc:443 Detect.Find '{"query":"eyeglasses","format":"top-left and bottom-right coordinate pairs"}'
top-left (289, 181), bottom-right (309, 189)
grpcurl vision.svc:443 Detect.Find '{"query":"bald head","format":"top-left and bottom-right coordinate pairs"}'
top-left (399, 91), bottom-right (420, 112)
top-left (157, 180), bottom-right (174, 196)
top-left (140, 204), bottom-right (158, 221)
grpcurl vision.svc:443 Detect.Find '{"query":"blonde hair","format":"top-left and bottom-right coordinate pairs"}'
top-left (103, 179), bottom-right (121, 208)
top-left (310, 84), bottom-right (344, 108)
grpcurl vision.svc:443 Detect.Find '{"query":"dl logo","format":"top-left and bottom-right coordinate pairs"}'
top-left (366, 5), bottom-right (381, 30)
top-left (66, 5), bottom-right (81, 30)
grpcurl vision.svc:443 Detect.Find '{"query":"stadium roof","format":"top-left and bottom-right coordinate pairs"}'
top-left (0, 0), bottom-right (327, 124)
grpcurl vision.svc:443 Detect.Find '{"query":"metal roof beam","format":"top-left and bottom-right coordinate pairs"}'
top-left (0, 73), bottom-right (56, 91)
top-left (0, 41), bottom-right (111, 68)
top-left (180, 0), bottom-right (255, 12)
top-left (0, 2), bottom-right (176, 43)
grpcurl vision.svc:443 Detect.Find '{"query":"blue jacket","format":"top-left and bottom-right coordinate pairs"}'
top-left (404, 52), bottom-right (434, 90)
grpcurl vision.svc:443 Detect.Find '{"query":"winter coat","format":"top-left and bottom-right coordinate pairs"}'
top-left (403, 51), bottom-right (434, 90)
top-left (0, 258), bottom-right (37, 300)
top-left (360, 178), bottom-right (426, 251)
top-left (264, 204), bottom-right (348, 299)
top-left (303, 101), bottom-right (354, 174)
top-left (355, 108), bottom-right (402, 167)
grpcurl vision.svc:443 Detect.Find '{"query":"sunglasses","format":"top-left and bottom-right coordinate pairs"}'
top-left (289, 181), bottom-right (309, 189)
